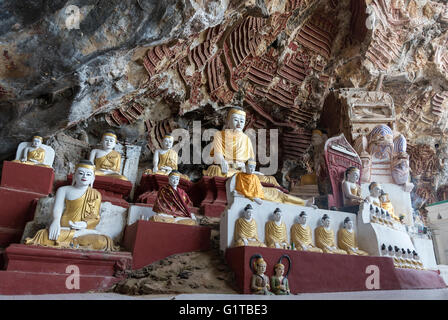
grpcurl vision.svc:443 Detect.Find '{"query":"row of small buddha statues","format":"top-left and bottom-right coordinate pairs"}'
top-left (250, 256), bottom-right (291, 295)
top-left (380, 244), bottom-right (425, 270)
top-left (233, 205), bottom-right (368, 256)
top-left (342, 166), bottom-right (402, 221)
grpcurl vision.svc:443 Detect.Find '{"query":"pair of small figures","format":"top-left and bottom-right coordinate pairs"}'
top-left (251, 255), bottom-right (291, 295)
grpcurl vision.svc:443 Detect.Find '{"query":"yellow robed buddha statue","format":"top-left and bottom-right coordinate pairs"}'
top-left (233, 204), bottom-right (266, 247)
top-left (25, 161), bottom-right (118, 251)
top-left (380, 192), bottom-right (399, 221)
top-left (291, 211), bottom-right (322, 252)
top-left (342, 167), bottom-right (364, 210)
top-left (13, 135), bottom-right (51, 167)
top-left (89, 131), bottom-right (127, 180)
top-left (315, 214), bottom-right (347, 254)
top-left (144, 134), bottom-right (190, 180)
top-left (203, 107), bottom-right (279, 186)
top-left (337, 217), bottom-right (368, 256)
top-left (229, 159), bottom-right (314, 207)
top-left (265, 208), bottom-right (290, 249)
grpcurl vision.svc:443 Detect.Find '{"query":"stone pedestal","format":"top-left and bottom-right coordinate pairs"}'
top-left (123, 220), bottom-right (211, 269)
top-left (225, 246), bottom-right (446, 294)
top-left (0, 244), bottom-right (132, 295)
top-left (67, 174), bottom-right (132, 208)
top-left (0, 161), bottom-right (54, 247)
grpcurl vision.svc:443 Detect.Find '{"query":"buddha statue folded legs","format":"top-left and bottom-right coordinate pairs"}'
top-left (291, 212), bottom-right (323, 253)
top-left (25, 161), bottom-right (118, 251)
top-left (315, 214), bottom-right (347, 254)
top-left (150, 171), bottom-right (197, 225)
top-left (337, 217), bottom-right (368, 256)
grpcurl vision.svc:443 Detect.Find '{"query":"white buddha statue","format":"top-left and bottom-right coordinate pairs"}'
top-left (341, 167), bottom-right (364, 209)
top-left (13, 135), bottom-right (55, 167)
top-left (89, 130), bottom-right (127, 180)
top-left (25, 160), bottom-right (118, 251)
top-left (264, 208), bottom-right (290, 249)
top-left (203, 107), bottom-right (279, 186)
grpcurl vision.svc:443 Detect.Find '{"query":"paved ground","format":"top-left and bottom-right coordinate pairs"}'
top-left (1, 288), bottom-right (447, 300)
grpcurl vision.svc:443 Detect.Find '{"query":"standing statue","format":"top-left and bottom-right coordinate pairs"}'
top-left (270, 259), bottom-right (291, 295)
top-left (203, 107), bottom-right (279, 185)
top-left (25, 160), bottom-right (118, 251)
top-left (341, 167), bottom-right (364, 211)
top-left (299, 129), bottom-right (327, 186)
top-left (233, 204), bottom-right (266, 247)
top-left (290, 211), bottom-right (323, 253)
top-left (13, 135), bottom-right (55, 167)
top-left (89, 130), bottom-right (127, 180)
top-left (228, 159), bottom-right (315, 206)
top-left (250, 255), bottom-right (274, 295)
top-left (315, 214), bottom-right (347, 254)
top-left (150, 171), bottom-right (197, 225)
top-left (265, 208), bottom-right (290, 249)
top-left (337, 217), bottom-right (368, 256)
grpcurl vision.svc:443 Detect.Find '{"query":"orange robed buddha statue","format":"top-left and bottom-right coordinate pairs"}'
top-left (25, 161), bottom-right (118, 251)
top-left (203, 107), bottom-right (279, 186)
top-left (150, 171), bottom-right (197, 225)
top-left (228, 159), bottom-right (314, 207)
top-left (89, 130), bottom-right (127, 180)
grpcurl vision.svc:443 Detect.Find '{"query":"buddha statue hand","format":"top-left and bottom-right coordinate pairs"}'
top-left (254, 198), bottom-right (263, 205)
top-left (160, 166), bottom-right (173, 174)
top-left (48, 220), bottom-right (61, 240)
top-left (220, 158), bottom-right (229, 174)
top-left (69, 220), bottom-right (87, 230)
top-left (242, 238), bottom-right (249, 246)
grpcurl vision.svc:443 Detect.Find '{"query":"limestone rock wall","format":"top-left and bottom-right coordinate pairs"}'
top-left (1, 0), bottom-right (448, 214)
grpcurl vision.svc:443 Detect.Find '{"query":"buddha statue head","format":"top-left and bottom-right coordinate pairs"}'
top-left (31, 135), bottom-right (43, 148)
top-left (321, 214), bottom-right (330, 228)
top-left (298, 211), bottom-right (307, 225)
top-left (345, 167), bottom-right (360, 184)
top-left (273, 208), bottom-right (282, 222)
top-left (407, 248), bottom-right (412, 259)
top-left (274, 263), bottom-right (285, 278)
top-left (101, 130), bottom-right (117, 151)
top-left (168, 171), bottom-right (181, 189)
top-left (226, 107), bottom-right (246, 132)
top-left (162, 134), bottom-right (174, 150)
top-left (413, 250), bottom-right (420, 260)
top-left (245, 158), bottom-right (257, 174)
top-left (401, 248), bottom-right (406, 257)
top-left (254, 257), bottom-right (267, 275)
top-left (388, 245), bottom-right (394, 256)
top-left (394, 246), bottom-right (401, 257)
top-left (73, 160), bottom-right (96, 188)
top-left (381, 244), bottom-right (387, 255)
top-left (375, 207), bottom-right (380, 216)
top-left (380, 209), bottom-right (386, 219)
top-left (369, 182), bottom-right (382, 198)
top-left (369, 204), bottom-right (374, 214)
top-left (311, 129), bottom-right (326, 147)
top-left (343, 217), bottom-right (353, 231)
top-left (380, 191), bottom-right (390, 203)
top-left (243, 204), bottom-right (254, 220)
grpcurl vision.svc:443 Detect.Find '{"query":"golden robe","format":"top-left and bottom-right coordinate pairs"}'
top-left (381, 201), bottom-right (399, 221)
top-left (265, 221), bottom-right (289, 249)
top-left (315, 226), bottom-right (347, 254)
top-left (290, 224), bottom-right (322, 252)
top-left (337, 228), bottom-right (368, 256)
top-left (233, 218), bottom-right (266, 247)
top-left (94, 150), bottom-right (127, 180)
top-left (28, 147), bottom-right (45, 163)
top-left (25, 188), bottom-right (117, 251)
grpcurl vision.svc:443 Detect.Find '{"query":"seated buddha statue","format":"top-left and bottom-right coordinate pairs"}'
top-left (89, 130), bottom-right (127, 180)
top-left (393, 246), bottom-right (403, 268)
top-left (315, 214), bottom-right (347, 255)
top-left (250, 256), bottom-right (273, 295)
top-left (379, 191), bottom-right (399, 221)
top-left (13, 135), bottom-right (49, 167)
top-left (412, 251), bottom-right (424, 270)
top-left (265, 208), bottom-right (290, 249)
top-left (270, 263), bottom-right (290, 295)
top-left (337, 217), bottom-right (368, 256)
top-left (144, 134), bottom-right (190, 180)
top-left (203, 107), bottom-right (279, 186)
top-left (228, 159), bottom-right (315, 207)
top-left (25, 160), bottom-right (118, 251)
top-left (341, 167), bottom-right (364, 212)
top-left (233, 204), bottom-right (266, 247)
top-left (150, 171), bottom-right (197, 225)
top-left (290, 211), bottom-right (322, 253)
